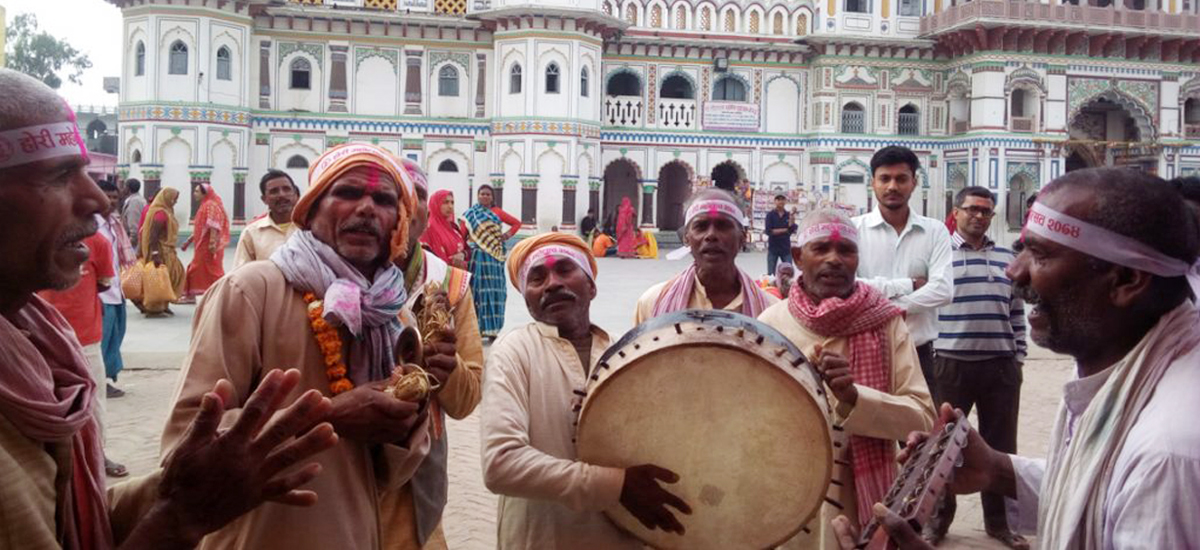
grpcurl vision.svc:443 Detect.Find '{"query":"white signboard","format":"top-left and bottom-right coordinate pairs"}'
top-left (703, 102), bottom-right (760, 132)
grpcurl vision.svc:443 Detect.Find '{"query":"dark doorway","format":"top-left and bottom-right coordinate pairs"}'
top-left (603, 158), bottom-right (640, 231)
top-left (657, 161), bottom-right (692, 230)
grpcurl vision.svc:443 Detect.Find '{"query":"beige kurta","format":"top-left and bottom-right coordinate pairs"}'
top-left (757, 301), bottom-right (936, 550)
top-left (161, 261), bottom-right (431, 550)
top-left (380, 252), bottom-right (485, 550)
top-left (480, 322), bottom-right (639, 550)
top-left (233, 215), bottom-right (298, 269)
top-left (0, 412), bottom-right (161, 549)
top-left (633, 274), bottom-right (781, 325)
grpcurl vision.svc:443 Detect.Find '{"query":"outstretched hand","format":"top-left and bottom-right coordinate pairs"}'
top-left (620, 464), bottom-right (692, 536)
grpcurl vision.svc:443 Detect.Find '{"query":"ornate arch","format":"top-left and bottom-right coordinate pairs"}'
top-left (658, 158), bottom-right (697, 183)
top-left (670, 1), bottom-right (691, 29)
top-left (835, 157), bottom-right (870, 178)
top-left (1005, 66), bottom-right (1046, 95)
top-left (427, 145), bottom-right (472, 174)
top-left (212, 31), bottom-right (242, 57)
top-left (712, 71), bottom-right (751, 98)
top-left (158, 136), bottom-right (194, 164)
top-left (160, 26), bottom-right (196, 54)
top-left (209, 138), bottom-right (239, 167)
top-left (604, 156), bottom-right (643, 181)
top-left (605, 66), bottom-right (645, 94)
top-left (766, 73), bottom-right (801, 90)
top-left (499, 147), bottom-right (524, 175)
top-left (577, 151), bottom-right (596, 179)
top-left (536, 147), bottom-right (568, 172)
top-left (126, 137), bottom-right (145, 164)
top-left (1069, 88), bottom-right (1157, 142)
top-left (272, 142), bottom-right (320, 168)
top-left (762, 159), bottom-right (800, 182)
top-left (946, 70), bottom-right (971, 97)
top-left (127, 27), bottom-right (149, 53)
top-left (1180, 75), bottom-right (1200, 100)
top-left (659, 68), bottom-right (698, 96)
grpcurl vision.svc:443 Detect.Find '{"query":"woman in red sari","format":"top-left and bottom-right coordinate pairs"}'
top-left (615, 196), bottom-right (645, 258)
top-left (181, 184), bottom-right (231, 302)
top-left (420, 189), bottom-right (470, 270)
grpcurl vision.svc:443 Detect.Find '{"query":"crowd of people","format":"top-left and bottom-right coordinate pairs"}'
top-left (3, 67), bottom-right (1200, 550)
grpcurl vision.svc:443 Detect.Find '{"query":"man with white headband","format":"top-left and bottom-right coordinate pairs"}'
top-left (482, 233), bottom-right (690, 548)
top-left (758, 209), bottom-right (935, 550)
top-left (0, 69), bottom-right (337, 549)
top-left (634, 188), bottom-right (777, 324)
top-left (833, 167), bottom-right (1200, 550)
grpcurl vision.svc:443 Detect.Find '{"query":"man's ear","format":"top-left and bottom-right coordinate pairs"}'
top-left (1109, 265), bottom-right (1155, 309)
top-left (587, 277), bottom-right (598, 301)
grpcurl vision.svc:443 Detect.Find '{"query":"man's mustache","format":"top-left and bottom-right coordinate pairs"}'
top-left (1013, 282), bottom-right (1040, 305)
top-left (58, 221), bottom-right (99, 246)
top-left (540, 290), bottom-right (577, 308)
top-left (340, 219), bottom-right (382, 238)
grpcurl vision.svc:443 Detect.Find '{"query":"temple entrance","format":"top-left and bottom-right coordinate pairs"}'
top-left (656, 161), bottom-right (694, 230)
top-left (710, 160), bottom-right (746, 192)
top-left (603, 158), bottom-right (641, 232)
top-left (1066, 92), bottom-right (1158, 173)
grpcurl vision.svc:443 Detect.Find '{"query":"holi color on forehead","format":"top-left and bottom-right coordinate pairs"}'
top-left (706, 203), bottom-right (720, 218)
top-left (365, 165), bottom-right (381, 191)
top-left (829, 226), bottom-right (842, 242)
top-left (544, 255), bottom-right (559, 269)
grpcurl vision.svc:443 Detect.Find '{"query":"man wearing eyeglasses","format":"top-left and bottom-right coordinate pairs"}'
top-left (923, 186), bottom-right (1028, 549)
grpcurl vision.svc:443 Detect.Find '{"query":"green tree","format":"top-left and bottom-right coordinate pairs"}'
top-left (5, 13), bottom-right (92, 89)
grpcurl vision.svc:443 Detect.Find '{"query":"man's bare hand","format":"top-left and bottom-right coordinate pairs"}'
top-left (327, 380), bottom-right (425, 445)
top-left (912, 277), bottom-right (927, 291)
top-left (620, 464), bottom-right (692, 536)
top-left (424, 326), bottom-right (458, 391)
top-left (814, 344), bottom-right (858, 407)
top-left (898, 404), bottom-right (1006, 497)
top-left (154, 369), bottom-right (337, 543)
top-left (831, 504), bottom-right (934, 550)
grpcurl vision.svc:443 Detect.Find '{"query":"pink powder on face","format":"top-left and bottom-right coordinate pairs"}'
top-left (365, 165), bottom-right (381, 191)
top-left (545, 255), bottom-right (559, 269)
top-left (829, 226), bottom-right (842, 242)
top-left (707, 203), bottom-right (720, 219)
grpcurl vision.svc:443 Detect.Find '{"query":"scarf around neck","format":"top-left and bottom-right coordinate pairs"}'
top-left (650, 263), bottom-right (772, 319)
top-left (271, 231), bottom-right (407, 386)
top-left (0, 296), bottom-right (112, 549)
top-left (788, 281), bottom-right (903, 527)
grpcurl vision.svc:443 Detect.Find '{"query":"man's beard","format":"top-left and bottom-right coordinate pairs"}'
top-left (1015, 280), bottom-right (1102, 355)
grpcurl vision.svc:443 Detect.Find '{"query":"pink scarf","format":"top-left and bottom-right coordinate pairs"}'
top-left (788, 281), bottom-right (902, 527)
top-left (650, 263), bottom-right (772, 318)
top-left (104, 213), bottom-right (136, 268)
top-left (0, 297), bottom-right (112, 549)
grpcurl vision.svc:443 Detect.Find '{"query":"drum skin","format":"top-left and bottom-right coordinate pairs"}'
top-left (577, 309), bottom-right (833, 550)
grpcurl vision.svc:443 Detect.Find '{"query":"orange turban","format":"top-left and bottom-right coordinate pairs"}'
top-left (506, 233), bottom-right (598, 292)
top-left (292, 143), bottom-right (419, 262)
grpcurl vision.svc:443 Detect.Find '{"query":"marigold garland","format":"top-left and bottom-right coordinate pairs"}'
top-left (304, 292), bottom-right (354, 395)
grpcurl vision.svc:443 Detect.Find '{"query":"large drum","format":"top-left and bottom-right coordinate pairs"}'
top-left (576, 309), bottom-right (833, 549)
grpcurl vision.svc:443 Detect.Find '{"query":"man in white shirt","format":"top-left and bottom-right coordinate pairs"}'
top-left (233, 169), bottom-right (300, 268)
top-left (833, 168), bottom-right (1200, 550)
top-left (852, 146), bottom-right (953, 387)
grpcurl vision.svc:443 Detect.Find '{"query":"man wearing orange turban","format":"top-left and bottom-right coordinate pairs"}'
top-left (481, 233), bottom-right (691, 549)
top-left (162, 143), bottom-right (436, 550)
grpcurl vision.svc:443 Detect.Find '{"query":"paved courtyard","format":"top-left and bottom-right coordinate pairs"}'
top-left (106, 248), bottom-right (1072, 549)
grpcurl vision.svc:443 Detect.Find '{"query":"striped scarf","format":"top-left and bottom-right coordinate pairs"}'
top-left (463, 204), bottom-right (505, 261)
top-left (787, 281), bottom-right (903, 527)
top-left (650, 263), bottom-right (772, 318)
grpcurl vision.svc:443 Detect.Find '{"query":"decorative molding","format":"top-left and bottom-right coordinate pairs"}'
top-left (278, 42), bottom-right (325, 70)
top-left (354, 47), bottom-right (398, 73)
top-left (121, 104), bottom-right (251, 127)
top-left (428, 51), bottom-right (471, 75)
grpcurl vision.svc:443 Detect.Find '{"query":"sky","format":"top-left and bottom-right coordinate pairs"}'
top-left (2, 0), bottom-right (123, 107)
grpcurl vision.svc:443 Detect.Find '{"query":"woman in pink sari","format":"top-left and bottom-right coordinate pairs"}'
top-left (181, 184), bottom-right (231, 302)
top-left (615, 196), bottom-right (645, 258)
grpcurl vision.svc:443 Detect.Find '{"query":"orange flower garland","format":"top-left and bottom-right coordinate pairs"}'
top-left (304, 292), bottom-right (355, 395)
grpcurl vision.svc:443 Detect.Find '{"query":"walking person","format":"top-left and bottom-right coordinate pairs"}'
top-left (138, 187), bottom-right (185, 315)
top-left (121, 178), bottom-right (147, 247)
top-left (181, 184), bottom-right (231, 302)
top-left (463, 184), bottom-right (520, 341)
top-left (923, 187), bottom-right (1028, 548)
top-left (853, 146), bottom-right (953, 387)
top-left (764, 193), bottom-right (797, 275)
top-left (96, 181), bottom-right (136, 398)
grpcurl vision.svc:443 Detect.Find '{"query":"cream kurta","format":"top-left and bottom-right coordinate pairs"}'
top-left (633, 274), bottom-right (780, 325)
top-left (161, 261), bottom-right (430, 550)
top-left (480, 322), bottom-right (638, 550)
top-left (233, 215), bottom-right (298, 268)
top-left (757, 301), bottom-right (936, 550)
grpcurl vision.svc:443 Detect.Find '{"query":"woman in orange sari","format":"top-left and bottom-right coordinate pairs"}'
top-left (181, 184), bottom-right (231, 302)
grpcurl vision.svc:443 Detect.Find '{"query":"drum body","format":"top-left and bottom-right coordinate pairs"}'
top-left (576, 309), bottom-right (832, 550)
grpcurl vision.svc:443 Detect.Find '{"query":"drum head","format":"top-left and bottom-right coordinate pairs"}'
top-left (577, 316), bottom-right (831, 550)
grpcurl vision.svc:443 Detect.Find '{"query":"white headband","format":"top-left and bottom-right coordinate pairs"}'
top-left (796, 222), bottom-right (859, 248)
top-left (1025, 202), bottom-right (1190, 277)
top-left (684, 199), bottom-right (750, 227)
top-left (518, 244), bottom-right (595, 292)
top-left (0, 121), bottom-right (88, 169)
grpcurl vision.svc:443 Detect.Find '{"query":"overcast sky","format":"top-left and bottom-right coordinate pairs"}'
top-left (3, 0), bottom-right (123, 107)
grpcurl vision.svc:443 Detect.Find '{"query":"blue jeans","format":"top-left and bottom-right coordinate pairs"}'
top-left (767, 250), bottom-right (791, 276)
top-left (101, 303), bottom-right (126, 381)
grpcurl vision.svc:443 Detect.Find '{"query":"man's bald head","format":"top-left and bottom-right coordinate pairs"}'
top-left (0, 69), bottom-right (71, 134)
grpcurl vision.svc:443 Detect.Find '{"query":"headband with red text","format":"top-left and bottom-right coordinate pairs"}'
top-left (796, 221), bottom-right (859, 248)
top-left (1024, 201), bottom-right (1190, 278)
top-left (517, 244), bottom-right (595, 292)
top-left (0, 120), bottom-right (88, 169)
top-left (684, 199), bottom-right (750, 228)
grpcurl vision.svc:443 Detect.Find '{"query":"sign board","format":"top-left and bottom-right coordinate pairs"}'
top-left (703, 102), bottom-right (760, 132)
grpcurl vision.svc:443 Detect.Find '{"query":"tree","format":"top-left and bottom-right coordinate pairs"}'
top-left (5, 13), bottom-right (93, 89)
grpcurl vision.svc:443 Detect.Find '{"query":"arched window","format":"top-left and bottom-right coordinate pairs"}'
top-left (626, 4), bottom-right (639, 25)
top-left (135, 41), bottom-right (146, 76)
top-left (131, 150), bottom-right (142, 164)
top-left (796, 13), bottom-right (808, 35)
top-left (712, 76), bottom-right (746, 102)
top-left (509, 64), bottom-right (522, 94)
top-left (606, 72), bottom-right (642, 97)
top-left (748, 11), bottom-right (760, 33)
top-left (1010, 88), bottom-right (1027, 118)
top-left (581, 66), bottom-right (590, 97)
top-left (290, 58), bottom-right (311, 90)
top-left (676, 5), bottom-right (687, 28)
top-left (286, 155), bottom-right (309, 169)
top-left (168, 41), bottom-right (188, 75)
top-left (700, 5), bottom-right (713, 30)
top-left (724, 10), bottom-right (736, 32)
top-left (651, 4), bottom-right (664, 27)
top-left (437, 159), bottom-right (459, 172)
top-left (1185, 97), bottom-right (1200, 124)
top-left (660, 74), bottom-right (694, 99)
top-left (216, 47), bottom-right (232, 81)
top-left (545, 63), bottom-right (561, 94)
top-left (773, 12), bottom-right (784, 34)
top-left (841, 102), bottom-right (865, 133)
top-left (439, 65), bottom-right (460, 96)
top-left (898, 104), bottom-right (919, 135)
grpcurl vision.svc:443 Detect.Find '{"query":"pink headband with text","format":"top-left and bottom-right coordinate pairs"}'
top-left (0, 120), bottom-right (88, 169)
top-left (1025, 201), bottom-right (1190, 278)
top-left (796, 222), bottom-right (859, 248)
top-left (684, 199), bottom-right (749, 228)
top-left (517, 244), bottom-right (595, 292)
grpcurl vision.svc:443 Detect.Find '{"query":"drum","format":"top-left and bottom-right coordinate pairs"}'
top-left (576, 309), bottom-right (833, 550)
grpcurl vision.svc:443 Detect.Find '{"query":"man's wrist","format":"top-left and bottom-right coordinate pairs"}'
top-left (135, 499), bottom-right (207, 549)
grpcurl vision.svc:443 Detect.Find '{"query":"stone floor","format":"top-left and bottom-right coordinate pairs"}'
top-left (105, 249), bottom-right (1072, 549)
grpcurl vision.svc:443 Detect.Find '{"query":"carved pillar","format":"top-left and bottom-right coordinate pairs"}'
top-left (561, 177), bottom-right (578, 228)
top-left (521, 177), bottom-right (538, 226)
top-left (233, 170), bottom-right (248, 223)
top-left (259, 41), bottom-right (272, 109)
top-left (588, 179), bottom-right (601, 214)
top-left (143, 169), bottom-right (162, 201)
top-left (404, 51), bottom-right (423, 115)
top-left (189, 169), bottom-right (211, 220)
top-left (641, 184), bottom-right (655, 227)
top-left (329, 45), bottom-right (349, 113)
top-left (475, 53), bottom-right (487, 118)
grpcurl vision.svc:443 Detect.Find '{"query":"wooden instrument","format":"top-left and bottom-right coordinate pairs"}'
top-left (575, 309), bottom-right (833, 550)
top-left (855, 416), bottom-right (971, 549)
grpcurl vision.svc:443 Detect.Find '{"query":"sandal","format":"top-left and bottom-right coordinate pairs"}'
top-left (105, 458), bottom-right (129, 478)
top-left (987, 529), bottom-right (1030, 550)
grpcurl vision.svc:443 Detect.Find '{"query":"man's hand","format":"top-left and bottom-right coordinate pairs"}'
top-left (813, 344), bottom-right (858, 407)
top-left (326, 380), bottom-right (425, 445)
top-left (831, 504), bottom-right (934, 550)
top-left (153, 369), bottom-right (337, 544)
top-left (912, 277), bottom-right (927, 291)
top-left (897, 404), bottom-right (1006, 497)
top-left (620, 464), bottom-right (692, 535)
top-left (423, 327), bottom-right (458, 391)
